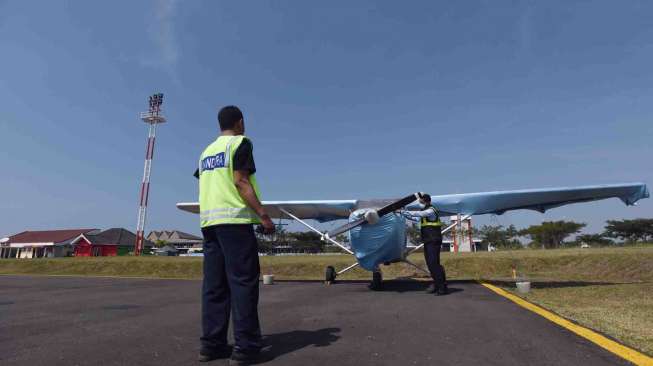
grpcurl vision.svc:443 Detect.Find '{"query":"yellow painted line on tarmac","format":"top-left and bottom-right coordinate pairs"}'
top-left (480, 282), bottom-right (653, 366)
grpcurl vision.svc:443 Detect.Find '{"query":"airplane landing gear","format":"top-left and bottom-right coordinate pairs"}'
top-left (368, 270), bottom-right (383, 291)
top-left (325, 266), bottom-right (336, 284)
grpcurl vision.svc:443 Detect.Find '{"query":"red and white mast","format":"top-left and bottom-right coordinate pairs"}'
top-left (135, 93), bottom-right (166, 255)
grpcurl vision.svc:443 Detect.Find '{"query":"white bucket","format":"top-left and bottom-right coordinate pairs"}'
top-left (516, 281), bottom-right (531, 294)
top-left (263, 274), bottom-right (274, 285)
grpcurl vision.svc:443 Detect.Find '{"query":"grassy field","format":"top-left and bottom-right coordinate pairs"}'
top-left (517, 282), bottom-right (653, 355)
top-left (2, 247), bottom-right (650, 281)
top-left (1, 247), bottom-right (652, 354)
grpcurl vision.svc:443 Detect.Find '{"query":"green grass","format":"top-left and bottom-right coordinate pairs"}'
top-left (1, 247), bottom-right (652, 354)
top-left (0, 255), bottom-right (205, 279)
top-left (516, 282), bottom-right (653, 356)
top-left (1, 247), bottom-right (652, 282)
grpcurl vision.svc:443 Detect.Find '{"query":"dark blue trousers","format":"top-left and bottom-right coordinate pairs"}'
top-left (423, 241), bottom-right (446, 287)
top-left (201, 224), bottom-right (262, 354)
top-left (422, 227), bottom-right (446, 288)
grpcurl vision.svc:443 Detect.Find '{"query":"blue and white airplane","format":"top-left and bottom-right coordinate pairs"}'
top-left (177, 183), bottom-right (648, 287)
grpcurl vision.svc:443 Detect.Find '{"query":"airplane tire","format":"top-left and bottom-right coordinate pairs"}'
top-left (325, 266), bottom-right (336, 284)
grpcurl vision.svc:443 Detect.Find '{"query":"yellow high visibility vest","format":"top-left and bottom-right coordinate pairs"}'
top-left (420, 205), bottom-right (442, 228)
top-left (198, 135), bottom-right (261, 227)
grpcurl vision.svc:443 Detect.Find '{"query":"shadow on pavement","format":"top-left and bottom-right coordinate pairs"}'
top-left (262, 327), bottom-right (341, 361)
top-left (272, 279), bottom-right (370, 284)
top-left (271, 279), bottom-right (472, 294)
top-left (379, 280), bottom-right (466, 294)
top-left (484, 279), bottom-right (635, 289)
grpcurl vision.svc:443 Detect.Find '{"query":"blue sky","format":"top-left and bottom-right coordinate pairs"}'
top-left (1, 1), bottom-right (651, 238)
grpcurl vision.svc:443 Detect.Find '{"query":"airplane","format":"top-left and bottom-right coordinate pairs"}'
top-left (177, 182), bottom-right (649, 289)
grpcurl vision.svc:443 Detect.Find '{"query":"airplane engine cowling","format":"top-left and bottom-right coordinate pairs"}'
top-left (348, 209), bottom-right (406, 271)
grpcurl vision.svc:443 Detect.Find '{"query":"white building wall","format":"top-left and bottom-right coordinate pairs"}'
top-left (18, 248), bottom-right (33, 259)
top-left (4, 243), bottom-right (59, 259)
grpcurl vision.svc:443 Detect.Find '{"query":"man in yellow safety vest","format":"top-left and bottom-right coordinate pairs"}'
top-left (195, 105), bottom-right (275, 364)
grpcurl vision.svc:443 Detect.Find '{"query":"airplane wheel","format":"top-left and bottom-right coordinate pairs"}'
top-left (325, 266), bottom-right (336, 284)
top-left (369, 271), bottom-right (383, 291)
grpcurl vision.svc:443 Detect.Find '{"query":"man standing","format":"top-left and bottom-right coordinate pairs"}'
top-left (195, 105), bottom-right (275, 364)
top-left (402, 194), bottom-right (448, 295)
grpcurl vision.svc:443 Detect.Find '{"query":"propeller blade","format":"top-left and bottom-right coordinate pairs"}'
top-left (326, 193), bottom-right (421, 237)
top-left (376, 193), bottom-right (421, 217)
top-left (327, 217), bottom-right (366, 238)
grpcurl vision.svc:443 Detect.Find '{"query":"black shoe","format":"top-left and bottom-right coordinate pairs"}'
top-left (425, 283), bottom-right (437, 294)
top-left (368, 283), bottom-right (383, 291)
top-left (198, 346), bottom-right (233, 362)
top-left (435, 286), bottom-right (449, 296)
top-left (229, 350), bottom-right (261, 366)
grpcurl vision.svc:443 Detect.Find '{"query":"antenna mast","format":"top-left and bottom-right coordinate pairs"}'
top-left (135, 93), bottom-right (166, 255)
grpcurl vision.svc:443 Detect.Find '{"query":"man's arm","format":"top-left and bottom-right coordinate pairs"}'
top-left (231, 137), bottom-right (274, 233)
top-left (401, 207), bottom-right (437, 222)
top-left (233, 170), bottom-right (266, 218)
top-left (234, 170), bottom-right (275, 233)
top-left (401, 211), bottom-right (421, 222)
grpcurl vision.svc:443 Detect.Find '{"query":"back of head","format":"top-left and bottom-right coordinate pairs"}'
top-left (217, 105), bottom-right (243, 131)
top-left (421, 193), bottom-right (431, 203)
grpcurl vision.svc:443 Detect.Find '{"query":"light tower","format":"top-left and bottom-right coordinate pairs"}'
top-left (134, 93), bottom-right (166, 255)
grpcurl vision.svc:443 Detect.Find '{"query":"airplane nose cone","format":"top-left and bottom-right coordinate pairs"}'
top-left (364, 210), bottom-right (380, 225)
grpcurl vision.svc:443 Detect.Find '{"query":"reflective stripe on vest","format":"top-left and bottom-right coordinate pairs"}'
top-left (199, 207), bottom-right (259, 222)
top-left (420, 206), bottom-right (442, 227)
top-left (198, 135), bottom-right (261, 227)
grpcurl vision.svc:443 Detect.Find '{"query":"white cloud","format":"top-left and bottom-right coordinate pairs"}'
top-left (142, 0), bottom-right (180, 79)
top-left (154, 0), bottom-right (179, 68)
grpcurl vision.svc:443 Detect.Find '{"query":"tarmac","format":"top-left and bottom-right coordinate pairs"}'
top-left (0, 275), bottom-right (633, 366)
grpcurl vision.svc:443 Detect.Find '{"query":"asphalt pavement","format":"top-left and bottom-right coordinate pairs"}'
top-left (0, 275), bottom-right (632, 366)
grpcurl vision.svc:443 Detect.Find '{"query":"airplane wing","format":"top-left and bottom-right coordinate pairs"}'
top-left (176, 182), bottom-right (648, 221)
top-left (176, 200), bottom-right (356, 222)
top-left (407, 182), bottom-right (650, 217)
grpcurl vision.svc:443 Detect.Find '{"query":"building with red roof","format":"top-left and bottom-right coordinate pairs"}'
top-left (0, 229), bottom-right (99, 258)
top-left (71, 228), bottom-right (153, 257)
top-left (0, 228), bottom-right (153, 258)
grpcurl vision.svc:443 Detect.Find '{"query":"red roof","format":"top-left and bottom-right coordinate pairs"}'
top-left (8, 229), bottom-right (98, 244)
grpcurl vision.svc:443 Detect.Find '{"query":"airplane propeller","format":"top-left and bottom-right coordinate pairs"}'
top-left (325, 192), bottom-right (423, 238)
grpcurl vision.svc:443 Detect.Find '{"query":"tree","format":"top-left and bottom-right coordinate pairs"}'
top-left (256, 239), bottom-right (275, 253)
top-left (154, 239), bottom-right (168, 248)
top-left (290, 231), bottom-right (322, 242)
top-left (604, 219), bottom-right (653, 243)
top-left (478, 225), bottom-right (522, 250)
top-left (574, 234), bottom-right (614, 247)
top-left (520, 221), bottom-right (586, 249)
top-left (287, 231), bottom-right (324, 253)
top-left (270, 223), bottom-right (288, 244)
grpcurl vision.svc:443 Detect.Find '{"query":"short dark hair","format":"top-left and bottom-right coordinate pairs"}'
top-left (421, 193), bottom-right (431, 203)
top-left (217, 105), bottom-right (243, 130)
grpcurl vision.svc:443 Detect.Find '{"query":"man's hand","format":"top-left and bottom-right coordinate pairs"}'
top-left (260, 213), bottom-right (276, 234)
